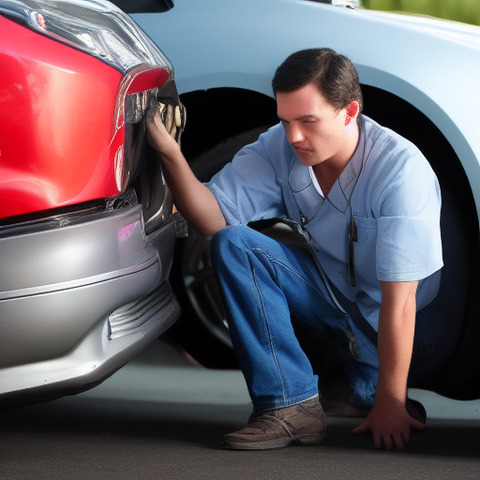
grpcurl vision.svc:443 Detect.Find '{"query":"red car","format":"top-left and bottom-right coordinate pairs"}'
top-left (0, 0), bottom-right (186, 406)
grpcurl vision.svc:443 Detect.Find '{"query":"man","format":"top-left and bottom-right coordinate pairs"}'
top-left (147, 48), bottom-right (452, 451)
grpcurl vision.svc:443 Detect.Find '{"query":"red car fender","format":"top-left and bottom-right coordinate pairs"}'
top-left (0, 16), bottom-right (123, 219)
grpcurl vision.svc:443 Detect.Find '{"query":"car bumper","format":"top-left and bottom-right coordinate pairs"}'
top-left (0, 205), bottom-right (186, 403)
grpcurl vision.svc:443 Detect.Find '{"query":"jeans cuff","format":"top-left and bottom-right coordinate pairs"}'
top-left (253, 389), bottom-right (319, 412)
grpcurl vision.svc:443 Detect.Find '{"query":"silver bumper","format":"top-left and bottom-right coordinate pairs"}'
top-left (0, 205), bottom-right (185, 401)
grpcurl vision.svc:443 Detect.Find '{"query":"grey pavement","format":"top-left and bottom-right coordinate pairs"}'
top-left (1, 339), bottom-right (479, 479)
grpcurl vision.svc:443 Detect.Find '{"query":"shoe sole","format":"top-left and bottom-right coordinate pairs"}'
top-left (223, 432), bottom-right (326, 451)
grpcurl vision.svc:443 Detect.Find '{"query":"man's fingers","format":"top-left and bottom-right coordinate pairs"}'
top-left (352, 423), bottom-right (368, 436)
top-left (410, 417), bottom-right (426, 432)
top-left (373, 431), bottom-right (386, 450)
top-left (394, 432), bottom-right (407, 450)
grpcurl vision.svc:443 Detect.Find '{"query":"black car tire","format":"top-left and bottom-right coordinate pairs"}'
top-left (168, 126), bottom-right (271, 368)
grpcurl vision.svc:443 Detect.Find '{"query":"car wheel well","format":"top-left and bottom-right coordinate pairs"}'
top-left (179, 87), bottom-right (277, 162)
top-left (172, 85), bottom-right (480, 395)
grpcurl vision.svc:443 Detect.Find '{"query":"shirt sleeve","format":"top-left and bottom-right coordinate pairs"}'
top-left (205, 126), bottom-right (288, 225)
top-left (374, 145), bottom-right (443, 282)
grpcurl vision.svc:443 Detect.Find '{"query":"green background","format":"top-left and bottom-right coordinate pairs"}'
top-left (363, 0), bottom-right (480, 26)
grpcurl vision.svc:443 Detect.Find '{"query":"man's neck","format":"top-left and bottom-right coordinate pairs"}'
top-left (312, 122), bottom-right (360, 196)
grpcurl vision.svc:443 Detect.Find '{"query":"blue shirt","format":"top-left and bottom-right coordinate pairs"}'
top-left (206, 115), bottom-right (443, 331)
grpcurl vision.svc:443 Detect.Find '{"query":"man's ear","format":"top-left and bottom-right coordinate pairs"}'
top-left (345, 101), bottom-right (360, 125)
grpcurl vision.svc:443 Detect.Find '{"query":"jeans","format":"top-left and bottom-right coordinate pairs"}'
top-left (211, 225), bottom-right (379, 412)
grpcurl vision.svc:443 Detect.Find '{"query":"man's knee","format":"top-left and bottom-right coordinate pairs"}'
top-left (211, 225), bottom-right (254, 259)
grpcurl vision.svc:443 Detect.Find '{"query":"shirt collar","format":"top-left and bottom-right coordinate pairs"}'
top-left (329, 116), bottom-right (366, 211)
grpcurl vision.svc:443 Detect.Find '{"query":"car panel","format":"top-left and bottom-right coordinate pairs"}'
top-left (0, 204), bottom-right (182, 394)
top-left (0, 204), bottom-right (155, 294)
top-left (0, 16), bottom-right (123, 218)
top-left (0, 281), bottom-right (178, 401)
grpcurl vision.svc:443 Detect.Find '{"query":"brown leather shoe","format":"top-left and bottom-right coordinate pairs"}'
top-left (223, 396), bottom-right (326, 450)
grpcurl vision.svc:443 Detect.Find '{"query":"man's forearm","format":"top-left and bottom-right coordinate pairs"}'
top-left (161, 153), bottom-right (227, 236)
top-left (376, 281), bottom-right (418, 405)
top-left (147, 108), bottom-right (226, 236)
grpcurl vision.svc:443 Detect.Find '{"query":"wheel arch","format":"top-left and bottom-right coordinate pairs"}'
top-left (358, 65), bottom-right (480, 222)
top-left (173, 84), bottom-right (480, 393)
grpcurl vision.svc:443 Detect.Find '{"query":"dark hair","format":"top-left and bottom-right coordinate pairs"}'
top-left (272, 48), bottom-right (363, 111)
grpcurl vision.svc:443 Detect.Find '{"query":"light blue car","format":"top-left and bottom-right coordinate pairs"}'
top-left (118, 0), bottom-right (480, 400)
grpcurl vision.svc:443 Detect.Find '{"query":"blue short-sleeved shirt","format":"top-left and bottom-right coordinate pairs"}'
top-left (206, 115), bottom-right (443, 331)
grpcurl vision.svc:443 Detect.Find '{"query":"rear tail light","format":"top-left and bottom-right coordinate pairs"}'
top-left (114, 85), bottom-right (188, 194)
top-left (115, 67), bottom-right (186, 233)
top-left (114, 67), bottom-right (186, 195)
top-left (125, 88), bottom-right (186, 141)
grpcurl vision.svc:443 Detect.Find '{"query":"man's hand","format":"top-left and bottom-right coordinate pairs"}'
top-left (352, 397), bottom-right (425, 450)
top-left (353, 280), bottom-right (423, 450)
top-left (146, 106), bottom-right (181, 159)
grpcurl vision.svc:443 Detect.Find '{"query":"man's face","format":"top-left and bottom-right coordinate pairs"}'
top-left (276, 83), bottom-right (352, 167)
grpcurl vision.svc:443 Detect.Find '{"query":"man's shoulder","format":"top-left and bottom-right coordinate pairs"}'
top-left (362, 114), bottom-right (422, 158)
top-left (360, 116), bottom-right (438, 200)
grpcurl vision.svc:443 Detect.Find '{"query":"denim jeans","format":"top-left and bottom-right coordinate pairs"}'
top-left (211, 225), bottom-right (379, 412)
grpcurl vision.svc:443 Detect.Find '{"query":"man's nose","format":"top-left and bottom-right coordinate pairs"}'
top-left (287, 124), bottom-right (304, 144)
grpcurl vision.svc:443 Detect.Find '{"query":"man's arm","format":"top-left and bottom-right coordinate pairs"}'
top-left (146, 108), bottom-right (226, 236)
top-left (353, 280), bottom-right (425, 449)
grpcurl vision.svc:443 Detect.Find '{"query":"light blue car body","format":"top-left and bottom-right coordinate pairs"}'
top-left (133, 0), bottom-right (480, 215)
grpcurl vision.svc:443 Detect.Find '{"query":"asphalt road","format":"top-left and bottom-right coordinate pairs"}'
top-left (1, 339), bottom-right (479, 480)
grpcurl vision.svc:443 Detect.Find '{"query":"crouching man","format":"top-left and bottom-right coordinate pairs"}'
top-left (147, 48), bottom-right (458, 450)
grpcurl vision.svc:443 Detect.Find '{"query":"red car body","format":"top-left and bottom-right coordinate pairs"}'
top-left (0, 16), bottom-right (173, 218)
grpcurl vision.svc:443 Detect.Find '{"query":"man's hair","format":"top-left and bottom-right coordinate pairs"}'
top-left (272, 48), bottom-right (363, 112)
